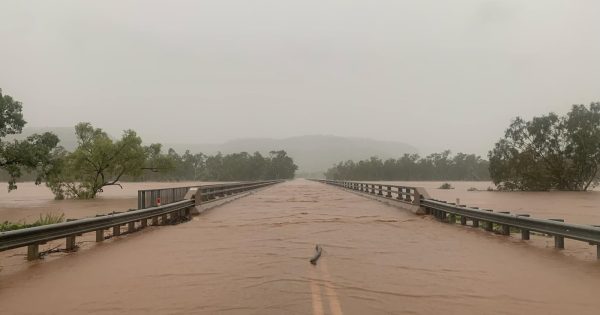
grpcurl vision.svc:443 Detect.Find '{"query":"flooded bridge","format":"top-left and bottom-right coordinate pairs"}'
top-left (2, 179), bottom-right (600, 314)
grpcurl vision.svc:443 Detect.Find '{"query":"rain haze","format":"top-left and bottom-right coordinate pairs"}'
top-left (5, 2), bottom-right (600, 315)
top-left (1, 0), bottom-right (599, 156)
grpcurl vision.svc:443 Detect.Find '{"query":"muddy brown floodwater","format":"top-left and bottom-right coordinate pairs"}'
top-left (2, 179), bottom-right (600, 314)
top-left (0, 181), bottom-right (217, 223)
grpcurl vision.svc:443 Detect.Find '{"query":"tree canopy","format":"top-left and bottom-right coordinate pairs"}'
top-left (136, 149), bottom-right (298, 182)
top-left (0, 89), bottom-right (60, 191)
top-left (325, 151), bottom-right (489, 181)
top-left (489, 102), bottom-right (600, 191)
top-left (46, 123), bottom-right (149, 199)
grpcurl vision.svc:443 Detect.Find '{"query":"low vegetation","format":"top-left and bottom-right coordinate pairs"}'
top-left (0, 213), bottom-right (65, 232)
top-left (438, 183), bottom-right (454, 190)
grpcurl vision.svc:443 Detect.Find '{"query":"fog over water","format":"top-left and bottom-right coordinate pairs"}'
top-left (1, 1), bottom-right (599, 155)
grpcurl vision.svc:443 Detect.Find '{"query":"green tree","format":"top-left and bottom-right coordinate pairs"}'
top-left (489, 102), bottom-right (600, 191)
top-left (46, 123), bottom-right (146, 199)
top-left (266, 150), bottom-right (297, 179)
top-left (324, 151), bottom-right (489, 181)
top-left (0, 89), bottom-right (60, 191)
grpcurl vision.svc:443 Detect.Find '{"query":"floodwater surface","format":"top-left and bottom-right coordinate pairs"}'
top-left (0, 182), bottom-right (215, 223)
top-left (382, 181), bottom-right (600, 225)
top-left (1, 179), bottom-right (600, 314)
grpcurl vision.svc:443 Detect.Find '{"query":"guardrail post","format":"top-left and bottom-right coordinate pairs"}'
top-left (549, 219), bottom-right (565, 249)
top-left (96, 229), bottom-right (104, 242)
top-left (448, 213), bottom-right (456, 224)
top-left (161, 214), bottom-right (168, 224)
top-left (460, 216), bottom-right (467, 225)
top-left (128, 222), bottom-right (135, 233)
top-left (405, 189), bottom-right (412, 202)
top-left (516, 214), bottom-right (530, 240)
top-left (152, 216), bottom-right (159, 225)
top-left (498, 211), bottom-right (510, 235)
top-left (141, 219), bottom-right (147, 228)
top-left (386, 186), bottom-right (392, 198)
top-left (66, 235), bottom-right (76, 251)
top-left (113, 225), bottom-right (121, 236)
top-left (137, 191), bottom-right (143, 209)
top-left (471, 207), bottom-right (480, 227)
top-left (483, 210), bottom-right (494, 231)
top-left (27, 244), bottom-right (39, 260)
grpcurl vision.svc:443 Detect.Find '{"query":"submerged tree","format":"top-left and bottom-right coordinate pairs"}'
top-left (46, 123), bottom-right (147, 199)
top-left (489, 102), bottom-right (600, 191)
top-left (0, 89), bottom-right (60, 191)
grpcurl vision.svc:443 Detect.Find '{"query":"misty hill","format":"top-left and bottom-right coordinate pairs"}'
top-left (166, 135), bottom-right (418, 174)
top-left (4, 129), bottom-right (418, 174)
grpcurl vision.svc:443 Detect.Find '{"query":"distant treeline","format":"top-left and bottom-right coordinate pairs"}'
top-left (1, 149), bottom-right (298, 183)
top-left (324, 151), bottom-right (490, 181)
top-left (128, 149), bottom-right (297, 182)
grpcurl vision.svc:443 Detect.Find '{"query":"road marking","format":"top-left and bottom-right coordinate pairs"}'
top-left (320, 260), bottom-right (344, 315)
top-left (309, 267), bottom-right (325, 315)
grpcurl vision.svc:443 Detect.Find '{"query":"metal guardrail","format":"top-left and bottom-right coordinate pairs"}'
top-left (138, 186), bottom-right (192, 209)
top-left (1, 180), bottom-right (282, 261)
top-left (137, 182), bottom-right (277, 209)
top-left (317, 179), bottom-right (600, 259)
top-left (314, 179), bottom-right (422, 206)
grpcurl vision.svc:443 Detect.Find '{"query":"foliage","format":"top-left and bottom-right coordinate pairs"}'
top-left (0, 213), bottom-right (65, 232)
top-left (137, 149), bottom-right (298, 181)
top-left (0, 89), bottom-right (60, 191)
top-left (489, 102), bottom-right (600, 191)
top-left (324, 151), bottom-right (489, 181)
top-left (46, 123), bottom-right (147, 199)
top-left (439, 183), bottom-right (454, 189)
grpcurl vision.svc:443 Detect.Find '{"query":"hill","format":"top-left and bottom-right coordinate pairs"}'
top-left (166, 135), bottom-right (418, 174)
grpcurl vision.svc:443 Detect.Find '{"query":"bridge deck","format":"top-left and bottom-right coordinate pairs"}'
top-left (2, 179), bottom-right (600, 314)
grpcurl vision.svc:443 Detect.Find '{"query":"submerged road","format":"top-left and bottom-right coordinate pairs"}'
top-left (2, 179), bottom-right (600, 314)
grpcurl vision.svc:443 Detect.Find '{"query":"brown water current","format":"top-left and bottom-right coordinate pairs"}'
top-left (2, 179), bottom-right (600, 314)
top-left (0, 182), bottom-right (216, 223)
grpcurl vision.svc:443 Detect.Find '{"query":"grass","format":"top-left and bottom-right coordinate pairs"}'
top-left (0, 213), bottom-right (65, 232)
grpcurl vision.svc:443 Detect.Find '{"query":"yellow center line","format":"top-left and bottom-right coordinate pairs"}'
top-left (309, 267), bottom-right (325, 315)
top-left (320, 260), bottom-right (344, 315)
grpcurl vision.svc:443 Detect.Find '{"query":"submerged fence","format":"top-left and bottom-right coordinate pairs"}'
top-left (316, 179), bottom-right (600, 260)
top-left (0, 180), bottom-right (282, 261)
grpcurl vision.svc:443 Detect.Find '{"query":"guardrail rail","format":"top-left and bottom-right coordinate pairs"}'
top-left (1, 180), bottom-right (282, 261)
top-left (316, 179), bottom-right (600, 260)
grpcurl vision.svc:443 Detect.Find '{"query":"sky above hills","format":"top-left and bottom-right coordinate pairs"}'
top-left (1, 1), bottom-right (599, 156)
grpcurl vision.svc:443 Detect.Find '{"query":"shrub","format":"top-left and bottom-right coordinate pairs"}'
top-left (0, 213), bottom-right (65, 232)
top-left (438, 183), bottom-right (454, 189)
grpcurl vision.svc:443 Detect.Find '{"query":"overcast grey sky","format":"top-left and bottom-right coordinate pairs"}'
top-left (1, 0), bottom-right (599, 155)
